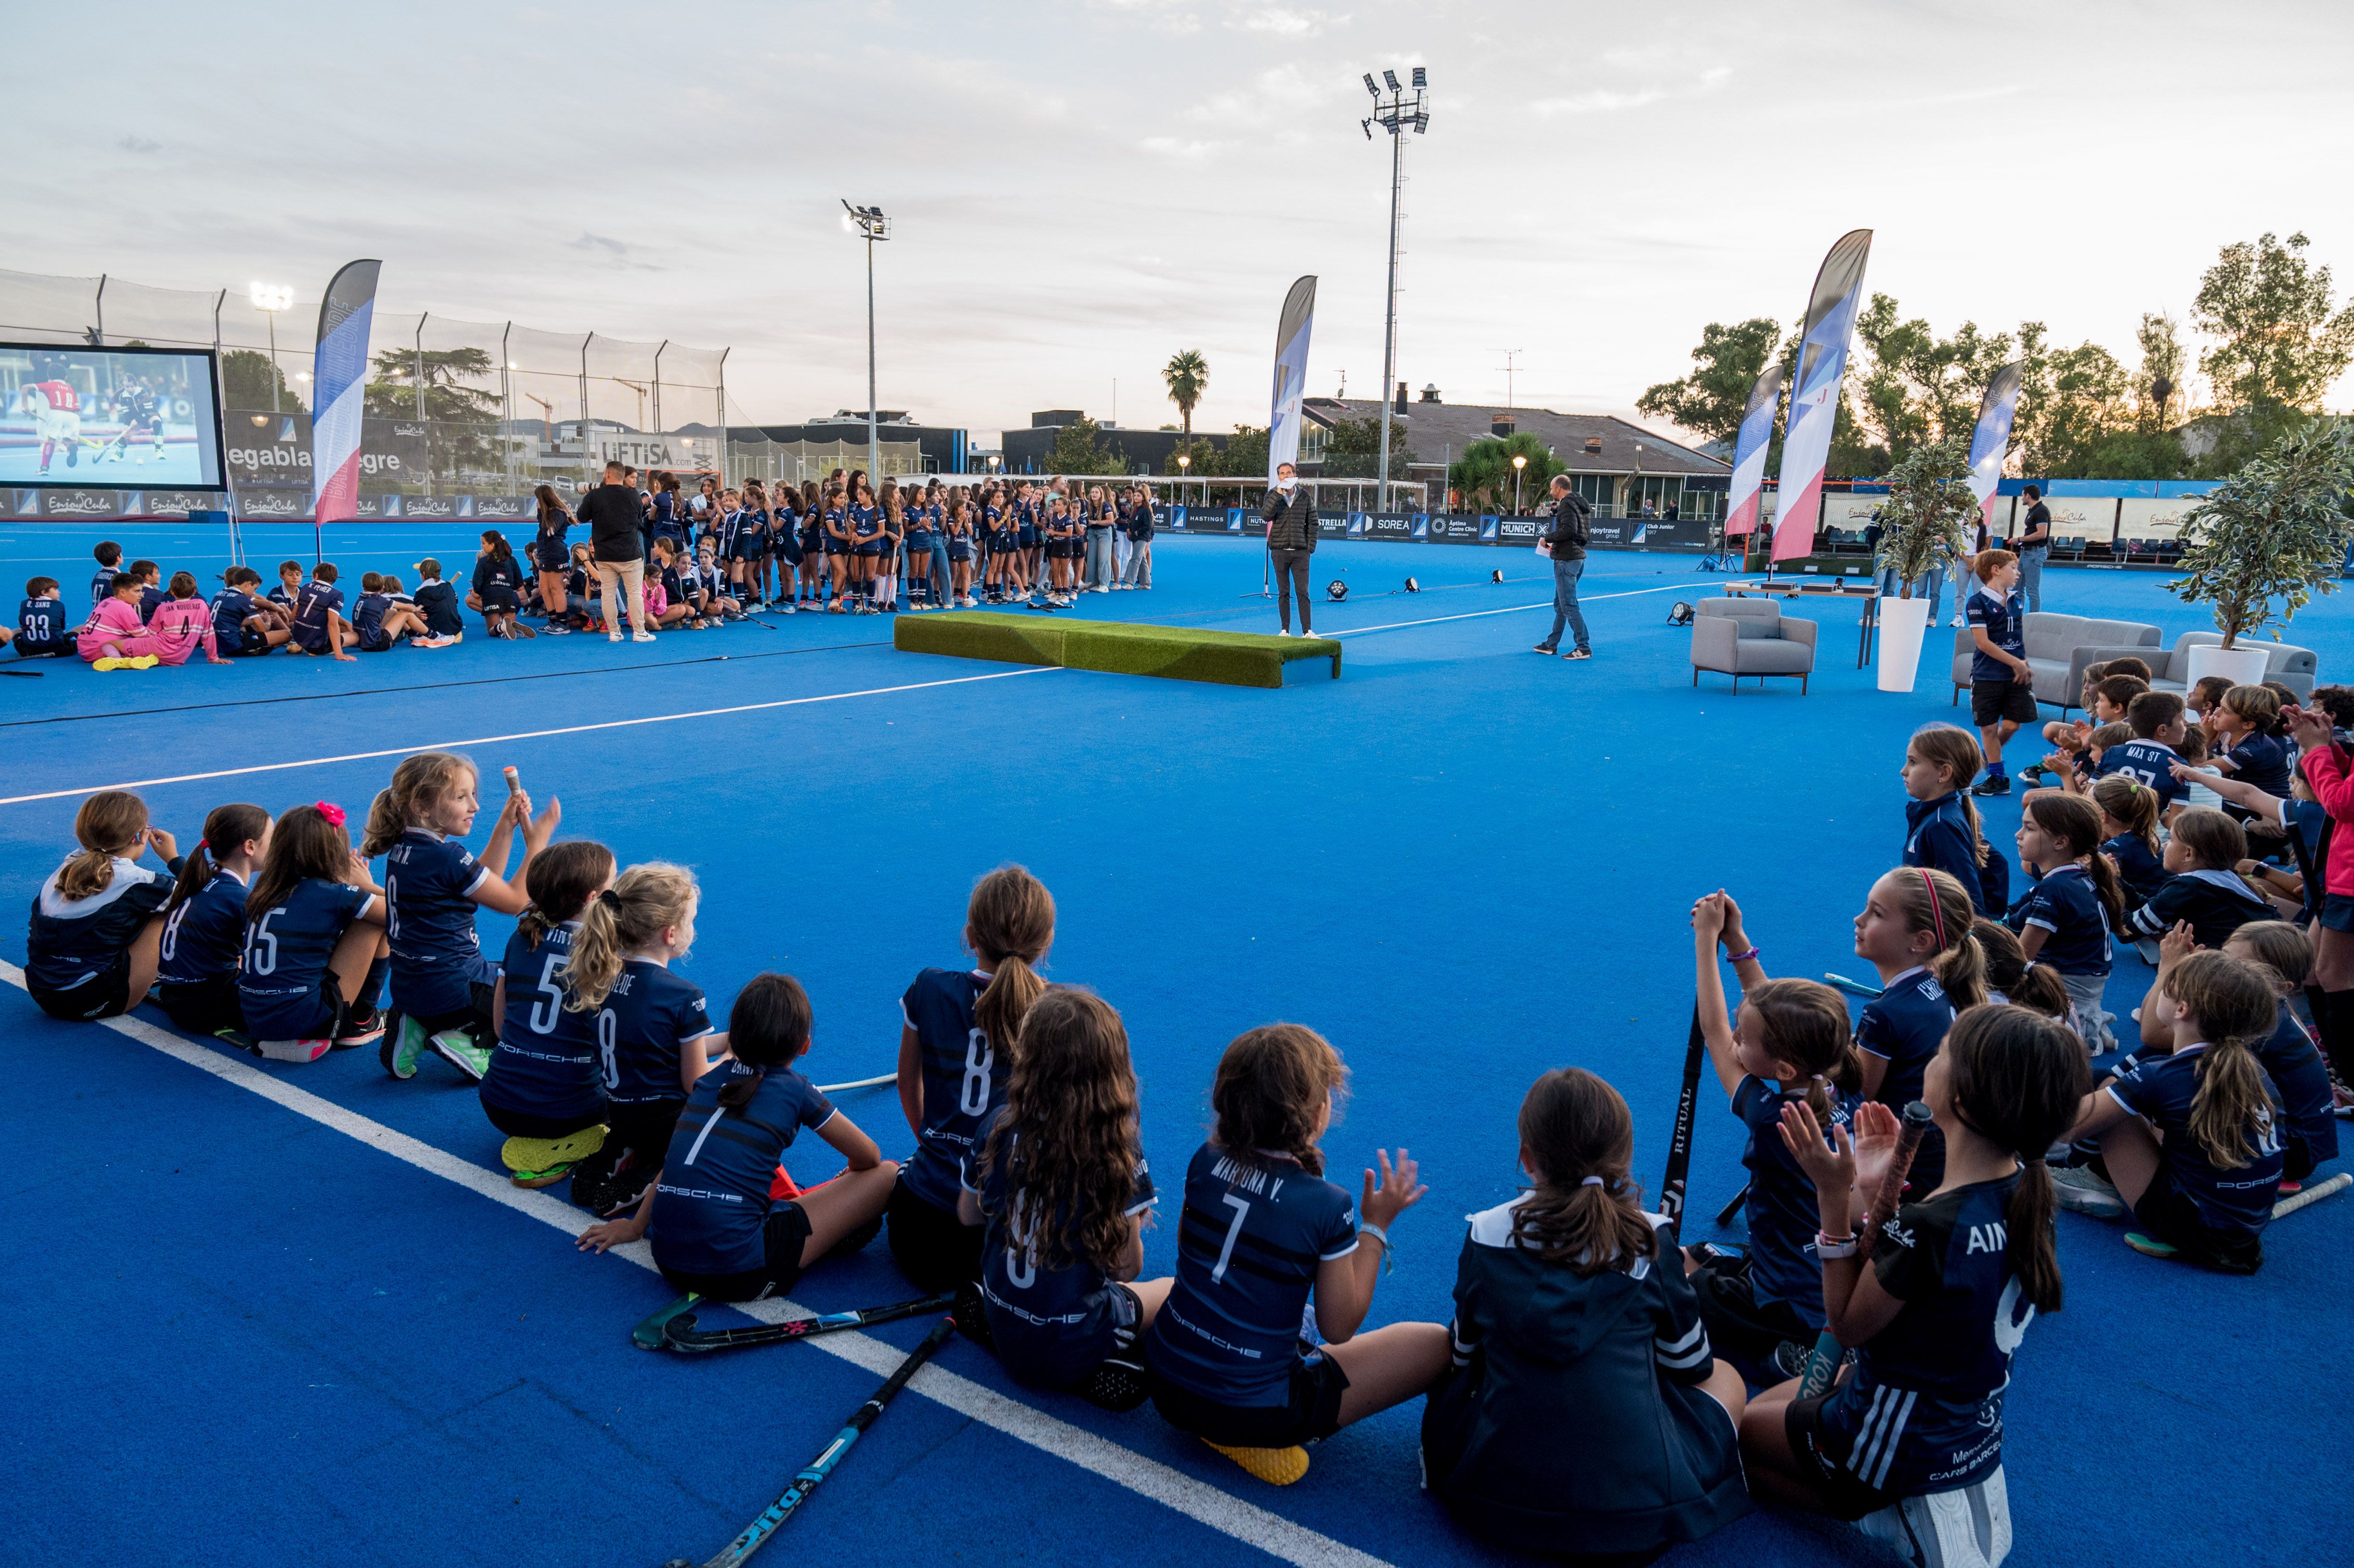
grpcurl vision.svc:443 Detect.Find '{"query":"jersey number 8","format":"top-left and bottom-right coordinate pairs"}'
top-left (598, 1009), bottom-right (620, 1090)
top-left (959, 1027), bottom-right (994, 1117)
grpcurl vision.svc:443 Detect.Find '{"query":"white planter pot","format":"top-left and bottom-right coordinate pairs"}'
top-left (1876, 595), bottom-right (1933, 693)
top-left (2184, 642), bottom-right (2271, 691)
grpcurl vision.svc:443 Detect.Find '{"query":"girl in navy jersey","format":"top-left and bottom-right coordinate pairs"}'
top-left (822, 486), bottom-right (852, 611)
top-left (960, 988), bottom-right (1171, 1403)
top-left (237, 802), bottom-right (390, 1063)
top-left (579, 972), bottom-right (896, 1296)
top-left (556, 861), bottom-right (723, 1218)
top-left (26, 791), bottom-right (180, 1021)
top-left (1689, 892), bottom-right (1865, 1377)
top-left (155, 802), bottom-right (270, 1038)
top-left (360, 751), bottom-right (559, 1084)
top-left (479, 841), bottom-right (617, 1188)
top-left (945, 498), bottom-right (976, 607)
top-left (1743, 1005), bottom-right (2084, 1538)
top-left (2064, 952), bottom-right (2285, 1270)
top-left (470, 531), bottom-right (532, 640)
top-left (2123, 808), bottom-right (2273, 949)
top-left (1901, 725), bottom-right (2006, 916)
top-left (892, 865), bottom-right (1054, 1290)
top-left (1145, 1024), bottom-right (1448, 1486)
top-left (2009, 793), bottom-right (2123, 1050)
top-left (2091, 775), bottom-right (2170, 920)
top-left (2222, 921), bottom-right (2338, 1186)
top-left (1423, 1067), bottom-right (1749, 1559)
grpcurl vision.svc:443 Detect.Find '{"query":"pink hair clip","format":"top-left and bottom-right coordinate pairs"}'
top-left (316, 801), bottom-right (347, 827)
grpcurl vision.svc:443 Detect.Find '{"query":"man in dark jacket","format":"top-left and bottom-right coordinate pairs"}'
top-left (1260, 462), bottom-right (1318, 636)
top-left (1533, 475), bottom-right (1591, 659)
top-left (578, 461), bottom-right (652, 642)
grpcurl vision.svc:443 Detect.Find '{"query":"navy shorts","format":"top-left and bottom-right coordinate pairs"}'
top-left (2320, 894), bottom-right (2354, 933)
top-left (1147, 1353), bottom-right (1350, 1450)
top-left (1971, 679), bottom-right (2038, 726)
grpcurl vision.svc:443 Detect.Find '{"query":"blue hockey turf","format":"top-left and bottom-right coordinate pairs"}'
top-left (3, 525), bottom-right (2348, 1568)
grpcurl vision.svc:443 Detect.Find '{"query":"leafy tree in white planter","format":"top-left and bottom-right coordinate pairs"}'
top-left (1873, 439), bottom-right (1979, 597)
top-left (2171, 419), bottom-right (2354, 648)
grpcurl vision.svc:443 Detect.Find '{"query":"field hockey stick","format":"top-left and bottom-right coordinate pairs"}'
top-left (1715, 1181), bottom-right (1749, 1226)
top-left (1797, 1101), bottom-right (1933, 1397)
top-left (814, 1072), bottom-right (895, 1094)
top-left (663, 1290), bottom-right (957, 1354)
top-left (2275, 1170), bottom-right (2353, 1219)
top-left (655, 1314), bottom-right (956, 1568)
top-left (1824, 972), bottom-right (1883, 999)
top-left (1658, 1007), bottom-right (1707, 1232)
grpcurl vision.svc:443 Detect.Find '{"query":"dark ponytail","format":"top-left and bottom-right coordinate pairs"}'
top-left (1513, 1067), bottom-right (1658, 1275)
top-left (514, 840), bottom-right (616, 949)
top-left (1946, 1005), bottom-right (2089, 1313)
top-left (717, 973), bottom-right (812, 1112)
top-left (164, 802), bottom-right (269, 916)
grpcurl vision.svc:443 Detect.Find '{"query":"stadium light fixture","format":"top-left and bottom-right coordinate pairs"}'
top-left (1382, 69), bottom-right (1401, 92)
top-left (1357, 66), bottom-right (1429, 511)
top-left (1362, 72), bottom-right (1379, 98)
top-left (249, 282), bottom-right (294, 413)
top-left (842, 200), bottom-right (891, 481)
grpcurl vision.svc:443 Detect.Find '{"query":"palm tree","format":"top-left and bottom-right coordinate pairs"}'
top-left (1163, 350), bottom-right (1209, 436)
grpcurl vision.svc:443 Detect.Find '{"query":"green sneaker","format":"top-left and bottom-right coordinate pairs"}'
top-left (2124, 1232), bottom-right (2181, 1261)
top-left (430, 1028), bottom-right (492, 1082)
top-left (380, 1014), bottom-right (427, 1080)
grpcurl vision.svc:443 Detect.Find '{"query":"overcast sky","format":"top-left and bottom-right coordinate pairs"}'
top-left (14, 1), bottom-right (2354, 443)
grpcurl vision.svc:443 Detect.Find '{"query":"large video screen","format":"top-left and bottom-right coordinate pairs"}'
top-left (0, 343), bottom-right (225, 489)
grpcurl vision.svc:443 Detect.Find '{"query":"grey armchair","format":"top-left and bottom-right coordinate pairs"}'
top-left (1691, 599), bottom-right (1818, 693)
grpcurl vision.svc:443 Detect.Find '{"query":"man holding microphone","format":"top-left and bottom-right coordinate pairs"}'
top-left (1260, 462), bottom-right (1318, 637)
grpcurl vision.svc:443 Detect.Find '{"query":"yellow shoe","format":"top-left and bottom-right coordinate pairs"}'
top-left (126, 654), bottom-right (160, 670)
top-left (93, 657), bottom-right (123, 672)
top-left (1202, 1439), bottom-right (1310, 1485)
top-left (502, 1125), bottom-right (608, 1187)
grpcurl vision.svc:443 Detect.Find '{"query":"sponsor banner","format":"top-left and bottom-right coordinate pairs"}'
top-left (474, 493), bottom-right (532, 520)
top-left (237, 487), bottom-right (312, 520)
top-left (41, 488), bottom-right (126, 518)
top-left (1431, 513), bottom-right (1483, 542)
top-left (1267, 276), bottom-right (1317, 481)
top-left (1364, 511), bottom-right (1414, 539)
top-left (1492, 513), bottom-right (1544, 546)
top-left (227, 412), bottom-right (427, 488)
top-left (1589, 515), bottom-right (1710, 549)
top-left (401, 493), bottom-right (463, 521)
top-left (1723, 363), bottom-right (1783, 537)
top-left (126, 489), bottom-right (221, 518)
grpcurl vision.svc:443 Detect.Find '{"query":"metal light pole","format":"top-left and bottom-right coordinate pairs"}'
top-left (1512, 452), bottom-right (1527, 515)
top-left (843, 201), bottom-right (890, 480)
top-left (250, 282), bottom-right (293, 412)
top-left (1361, 67), bottom-right (1429, 513)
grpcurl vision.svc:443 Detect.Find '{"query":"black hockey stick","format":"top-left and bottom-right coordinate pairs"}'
top-left (1798, 1102), bottom-right (1933, 1397)
top-left (1715, 1181), bottom-right (1750, 1226)
top-left (1658, 1007), bottom-right (1707, 1233)
top-left (662, 1291), bottom-right (956, 1354)
top-left (655, 1314), bottom-right (956, 1568)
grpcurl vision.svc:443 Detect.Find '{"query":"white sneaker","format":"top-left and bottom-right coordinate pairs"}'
top-left (1949, 615), bottom-right (1966, 627)
top-left (608, 632), bottom-right (623, 644)
top-left (632, 631), bottom-right (657, 643)
top-left (1276, 628), bottom-right (1292, 637)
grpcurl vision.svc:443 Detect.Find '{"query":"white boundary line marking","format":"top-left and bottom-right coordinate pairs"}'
top-left (0, 667), bottom-right (1060, 807)
top-left (0, 960), bottom-right (1391, 1568)
top-left (1328, 582), bottom-right (1691, 638)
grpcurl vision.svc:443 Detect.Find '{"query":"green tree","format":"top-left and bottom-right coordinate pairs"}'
top-left (1042, 416), bottom-right (1128, 475)
top-left (365, 346), bottom-right (502, 482)
top-left (2170, 418), bottom-right (2354, 647)
top-left (1636, 317), bottom-right (1783, 447)
top-left (2193, 232), bottom-right (2354, 418)
top-left (1851, 293), bottom-right (2016, 463)
top-left (1872, 439), bottom-right (1979, 598)
top-left (2008, 323), bottom-right (2131, 479)
top-left (221, 348), bottom-right (308, 414)
top-left (2136, 310), bottom-right (2188, 429)
top-left (1162, 349), bottom-right (1209, 437)
top-left (1205, 424), bottom-right (1268, 478)
top-left (1323, 415), bottom-right (1408, 457)
top-left (1449, 433), bottom-right (1563, 512)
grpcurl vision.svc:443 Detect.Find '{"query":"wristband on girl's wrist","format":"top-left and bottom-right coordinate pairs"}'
top-left (1724, 945), bottom-right (1760, 964)
top-left (1357, 1222), bottom-right (1389, 1249)
top-left (1814, 1231), bottom-right (1860, 1260)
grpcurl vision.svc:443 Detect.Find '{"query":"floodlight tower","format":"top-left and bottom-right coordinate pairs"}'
top-left (842, 201), bottom-right (891, 480)
top-left (1361, 65), bottom-right (1428, 511)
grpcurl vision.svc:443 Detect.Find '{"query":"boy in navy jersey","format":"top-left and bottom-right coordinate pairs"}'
top-left (1964, 550), bottom-right (2034, 797)
top-left (129, 560), bottom-right (168, 622)
top-left (89, 541), bottom-right (122, 612)
top-left (290, 563), bottom-right (355, 659)
top-left (2097, 689), bottom-right (2191, 813)
top-left (268, 560), bottom-right (304, 614)
top-left (16, 577), bottom-right (69, 657)
top-left (208, 566), bottom-right (281, 655)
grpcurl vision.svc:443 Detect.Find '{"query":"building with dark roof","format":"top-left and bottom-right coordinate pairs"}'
top-left (999, 411), bottom-right (1228, 476)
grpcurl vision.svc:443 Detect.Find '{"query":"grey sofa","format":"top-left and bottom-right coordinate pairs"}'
top-left (1693, 599), bottom-right (1817, 692)
top-left (2072, 630), bottom-right (2318, 701)
top-left (1947, 612), bottom-right (2161, 713)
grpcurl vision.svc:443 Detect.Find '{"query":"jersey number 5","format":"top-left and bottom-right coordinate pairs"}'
top-left (246, 907), bottom-right (283, 976)
top-left (528, 952), bottom-right (566, 1035)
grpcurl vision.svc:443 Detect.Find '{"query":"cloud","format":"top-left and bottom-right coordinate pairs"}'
top-left (566, 232), bottom-right (660, 271)
top-left (1234, 7), bottom-right (1349, 35)
top-left (1140, 136), bottom-right (1229, 161)
top-left (119, 136), bottom-right (162, 154)
top-left (1529, 65), bottom-right (1730, 118)
top-left (1086, 0), bottom-right (1200, 33)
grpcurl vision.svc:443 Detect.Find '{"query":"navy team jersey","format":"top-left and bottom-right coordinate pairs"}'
top-left (2095, 738), bottom-right (2182, 809)
top-left (1817, 1175), bottom-right (2032, 1496)
top-left (1964, 585), bottom-right (2025, 684)
top-left (157, 870), bottom-right (250, 987)
top-left (2124, 868), bottom-right (2272, 949)
top-left (2254, 1007), bottom-right (2339, 1173)
top-left (899, 968), bottom-right (1009, 1210)
top-left (89, 565), bottom-right (115, 609)
top-left (353, 592), bottom-right (393, 647)
top-left (480, 922), bottom-right (605, 1122)
top-left (965, 1121), bottom-right (1156, 1389)
top-left (2221, 732), bottom-right (2292, 799)
top-left (209, 588), bottom-right (261, 650)
top-left (291, 579), bottom-right (344, 651)
top-left (27, 857), bottom-right (174, 994)
top-left (595, 959), bottom-right (713, 1104)
top-left (2107, 1045), bottom-right (2283, 1234)
top-left (649, 1061), bottom-right (836, 1276)
top-left (1904, 793), bottom-right (1994, 915)
top-left (382, 829), bottom-right (493, 1015)
top-left (138, 583), bottom-right (169, 622)
top-left (905, 507), bottom-right (935, 548)
top-left (414, 580), bottom-right (463, 636)
top-left (239, 879), bottom-right (375, 1037)
top-left (1854, 966), bottom-right (1956, 1191)
top-left (2101, 833), bottom-right (2170, 906)
top-left (1146, 1143), bottom-right (1357, 1406)
top-left (17, 596), bottom-right (66, 652)
top-left (852, 504), bottom-right (881, 545)
top-left (1735, 1076), bottom-right (1859, 1319)
top-left (2006, 863), bottom-right (2111, 975)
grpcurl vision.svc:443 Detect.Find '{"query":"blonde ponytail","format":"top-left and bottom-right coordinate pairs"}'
top-left (59, 791), bottom-right (149, 899)
top-left (966, 864), bottom-right (1055, 1053)
top-left (359, 752), bottom-right (476, 858)
top-left (561, 861), bottom-right (699, 1011)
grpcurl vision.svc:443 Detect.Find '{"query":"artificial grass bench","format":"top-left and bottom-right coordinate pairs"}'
top-left (894, 611), bottom-right (1341, 688)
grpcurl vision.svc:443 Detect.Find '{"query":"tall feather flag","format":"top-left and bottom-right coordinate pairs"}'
top-left (1966, 361), bottom-right (2024, 535)
top-left (310, 260), bottom-right (382, 531)
top-left (1267, 276), bottom-right (1317, 482)
top-left (1770, 230), bottom-right (1872, 561)
top-left (1721, 363), bottom-right (1784, 539)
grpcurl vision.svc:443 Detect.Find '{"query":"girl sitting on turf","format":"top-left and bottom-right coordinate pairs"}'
top-left (2092, 775), bottom-right (2170, 925)
top-left (2009, 793), bottom-right (2123, 1051)
top-left (1142, 1023), bottom-right (1449, 1486)
top-left (1422, 1066), bottom-right (1750, 1561)
top-left (1741, 1005), bottom-right (2085, 1548)
top-left (1901, 724), bottom-right (2007, 916)
top-left (25, 790), bottom-right (179, 1021)
top-left (361, 752), bottom-right (559, 1083)
top-left (2122, 808), bottom-right (2272, 950)
top-left (1689, 891), bottom-right (1863, 1379)
top-left (1971, 917), bottom-right (2074, 1025)
top-left (578, 973), bottom-right (896, 1297)
top-left (154, 803), bottom-right (270, 1039)
top-left (892, 864), bottom-right (1054, 1291)
top-left (479, 840), bottom-right (618, 1188)
top-left (237, 802), bottom-right (390, 1063)
top-left (2207, 683), bottom-right (2294, 812)
top-left (958, 987), bottom-right (1171, 1405)
top-left (469, 531), bottom-right (532, 641)
top-left (2060, 951), bottom-right (2283, 1270)
top-left (557, 861), bottom-right (722, 1218)
top-left (2224, 921), bottom-right (2339, 1188)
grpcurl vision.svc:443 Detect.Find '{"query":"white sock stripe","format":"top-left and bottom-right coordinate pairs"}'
top-left (0, 961), bottom-right (1391, 1568)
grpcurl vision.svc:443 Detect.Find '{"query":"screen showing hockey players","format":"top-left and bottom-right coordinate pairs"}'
top-left (0, 345), bottom-right (224, 488)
